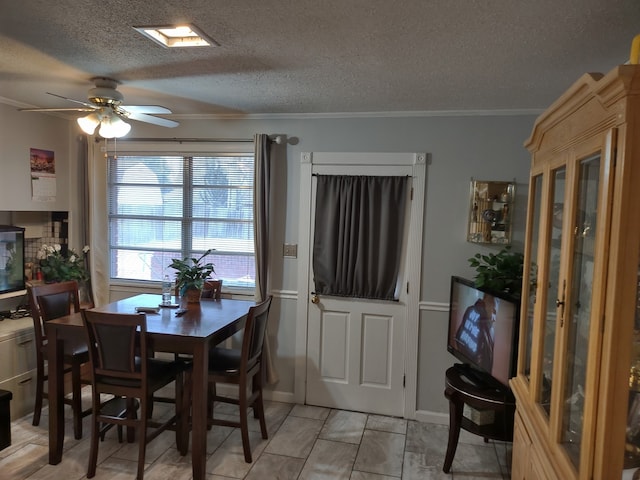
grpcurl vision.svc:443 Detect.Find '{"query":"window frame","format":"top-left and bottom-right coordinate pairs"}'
top-left (105, 141), bottom-right (256, 295)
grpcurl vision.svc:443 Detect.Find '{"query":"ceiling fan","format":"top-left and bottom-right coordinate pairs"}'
top-left (19, 77), bottom-right (179, 137)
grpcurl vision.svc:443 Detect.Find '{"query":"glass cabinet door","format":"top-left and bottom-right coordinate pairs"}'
top-left (559, 154), bottom-right (600, 468)
top-left (536, 167), bottom-right (566, 414)
top-left (624, 254), bottom-right (640, 476)
top-left (522, 175), bottom-right (543, 382)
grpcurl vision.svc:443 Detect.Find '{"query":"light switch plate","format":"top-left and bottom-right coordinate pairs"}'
top-left (283, 243), bottom-right (298, 258)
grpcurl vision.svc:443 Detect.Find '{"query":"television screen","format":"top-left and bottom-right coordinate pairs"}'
top-left (447, 275), bottom-right (520, 387)
top-left (0, 225), bottom-right (25, 296)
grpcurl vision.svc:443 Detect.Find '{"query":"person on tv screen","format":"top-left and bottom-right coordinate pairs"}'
top-left (454, 293), bottom-right (496, 372)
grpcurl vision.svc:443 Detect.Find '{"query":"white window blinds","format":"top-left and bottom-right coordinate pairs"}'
top-left (107, 154), bottom-right (255, 288)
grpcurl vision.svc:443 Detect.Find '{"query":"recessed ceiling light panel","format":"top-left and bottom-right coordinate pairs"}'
top-left (133, 24), bottom-right (218, 48)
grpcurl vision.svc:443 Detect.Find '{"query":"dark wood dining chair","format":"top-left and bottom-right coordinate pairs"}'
top-left (173, 278), bottom-right (223, 300)
top-left (28, 280), bottom-right (92, 440)
top-left (81, 309), bottom-right (191, 480)
top-left (207, 295), bottom-right (272, 463)
top-left (201, 279), bottom-right (223, 300)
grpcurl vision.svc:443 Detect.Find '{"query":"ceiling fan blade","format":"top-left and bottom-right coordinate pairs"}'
top-left (18, 107), bottom-right (96, 112)
top-left (126, 112), bottom-right (179, 128)
top-left (46, 92), bottom-right (98, 109)
top-left (122, 105), bottom-right (172, 114)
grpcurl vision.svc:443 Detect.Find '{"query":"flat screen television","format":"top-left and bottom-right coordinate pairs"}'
top-left (447, 275), bottom-right (520, 388)
top-left (0, 225), bottom-right (25, 297)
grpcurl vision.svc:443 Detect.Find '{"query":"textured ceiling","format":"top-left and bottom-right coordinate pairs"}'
top-left (0, 0), bottom-right (639, 117)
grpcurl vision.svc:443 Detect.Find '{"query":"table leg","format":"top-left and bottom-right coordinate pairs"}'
top-left (48, 333), bottom-right (64, 464)
top-left (443, 388), bottom-right (463, 473)
top-left (191, 341), bottom-right (209, 480)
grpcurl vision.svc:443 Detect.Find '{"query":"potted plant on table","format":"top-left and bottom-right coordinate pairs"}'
top-left (468, 246), bottom-right (525, 299)
top-left (169, 249), bottom-right (216, 303)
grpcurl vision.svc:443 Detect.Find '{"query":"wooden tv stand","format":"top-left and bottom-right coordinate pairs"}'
top-left (443, 364), bottom-right (516, 473)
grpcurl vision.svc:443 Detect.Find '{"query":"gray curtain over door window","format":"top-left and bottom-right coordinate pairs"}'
top-left (313, 175), bottom-right (409, 301)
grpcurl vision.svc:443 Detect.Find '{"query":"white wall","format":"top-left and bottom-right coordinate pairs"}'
top-left (1, 104), bottom-right (536, 418)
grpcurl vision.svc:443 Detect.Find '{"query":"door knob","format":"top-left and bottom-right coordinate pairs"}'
top-left (311, 293), bottom-right (320, 304)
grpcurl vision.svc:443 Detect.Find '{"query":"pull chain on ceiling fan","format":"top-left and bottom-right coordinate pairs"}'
top-left (18, 77), bottom-right (179, 138)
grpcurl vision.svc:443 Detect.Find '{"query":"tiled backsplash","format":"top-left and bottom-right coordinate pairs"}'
top-left (24, 219), bottom-right (65, 263)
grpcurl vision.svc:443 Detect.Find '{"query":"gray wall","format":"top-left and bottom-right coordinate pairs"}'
top-left (0, 103), bottom-right (74, 212)
top-left (1, 104), bottom-right (536, 417)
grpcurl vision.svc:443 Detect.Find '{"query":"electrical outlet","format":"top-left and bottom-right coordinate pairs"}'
top-left (283, 243), bottom-right (298, 258)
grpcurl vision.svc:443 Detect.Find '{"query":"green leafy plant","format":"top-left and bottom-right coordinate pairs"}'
top-left (169, 249), bottom-right (216, 296)
top-left (468, 246), bottom-right (524, 298)
top-left (37, 244), bottom-right (90, 282)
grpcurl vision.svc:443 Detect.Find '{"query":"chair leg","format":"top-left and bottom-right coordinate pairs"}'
top-left (238, 380), bottom-right (252, 463)
top-left (87, 398), bottom-right (101, 478)
top-left (206, 381), bottom-right (214, 430)
top-left (174, 373), bottom-right (189, 456)
top-left (126, 397), bottom-right (137, 443)
top-left (32, 364), bottom-right (45, 427)
top-left (71, 362), bottom-right (83, 439)
top-left (181, 372), bottom-right (192, 455)
top-left (138, 402), bottom-right (148, 480)
top-left (253, 375), bottom-right (268, 439)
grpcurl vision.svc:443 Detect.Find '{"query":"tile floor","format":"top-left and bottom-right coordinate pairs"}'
top-left (0, 391), bottom-right (511, 479)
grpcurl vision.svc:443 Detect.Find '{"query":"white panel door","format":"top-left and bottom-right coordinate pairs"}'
top-left (306, 294), bottom-right (406, 416)
top-left (304, 153), bottom-right (418, 417)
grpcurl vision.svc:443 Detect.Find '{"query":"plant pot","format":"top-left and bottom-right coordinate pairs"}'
top-left (184, 287), bottom-right (202, 304)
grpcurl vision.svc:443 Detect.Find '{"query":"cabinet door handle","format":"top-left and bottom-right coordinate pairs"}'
top-left (18, 377), bottom-right (33, 385)
top-left (17, 339), bottom-right (33, 347)
top-left (557, 279), bottom-right (566, 327)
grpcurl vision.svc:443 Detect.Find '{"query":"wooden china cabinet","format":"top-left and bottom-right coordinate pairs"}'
top-left (510, 62), bottom-right (640, 479)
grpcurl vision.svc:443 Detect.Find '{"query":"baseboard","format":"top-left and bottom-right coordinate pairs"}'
top-left (263, 389), bottom-right (296, 404)
top-left (415, 409), bottom-right (449, 426)
top-left (215, 384), bottom-right (296, 405)
top-left (214, 385), bottom-right (447, 425)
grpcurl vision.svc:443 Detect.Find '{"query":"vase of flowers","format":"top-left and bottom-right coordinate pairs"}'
top-left (37, 244), bottom-right (90, 283)
top-left (37, 243), bottom-right (92, 305)
top-left (169, 249), bottom-right (216, 303)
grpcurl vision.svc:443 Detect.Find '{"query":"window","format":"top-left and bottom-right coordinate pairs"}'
top-left (107, 153), bottom-right (255, 288)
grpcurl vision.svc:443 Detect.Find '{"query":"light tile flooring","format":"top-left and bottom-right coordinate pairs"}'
top-left (0, 392), bottom-right (511, 479)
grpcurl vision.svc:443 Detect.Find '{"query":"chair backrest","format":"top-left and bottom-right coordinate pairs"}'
top-left (241, 296), bottom-right (273, 371)
top-left (28, 280), bottom-right (81, 347)
top-left (82, 310), bottom-right (148, 394)
top-left (201, 279), bottom-right (222, 300)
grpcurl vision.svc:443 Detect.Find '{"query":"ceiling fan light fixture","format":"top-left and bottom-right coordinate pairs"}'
top-left (133, 24), bottom-right (218, 48)
top-left (98, 113), bottom-right (131, 138)
top-left (77, 112), bottom-right (101, 134)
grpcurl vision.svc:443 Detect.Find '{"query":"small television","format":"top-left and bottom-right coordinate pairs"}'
top-left (447, 275), bottom-right (520, 388)
top-left (0, 225), bottom-right (25, 297)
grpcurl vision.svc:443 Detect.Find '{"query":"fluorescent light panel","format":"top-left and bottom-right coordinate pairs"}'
top-left (134, 24), bottom-right (218, 48)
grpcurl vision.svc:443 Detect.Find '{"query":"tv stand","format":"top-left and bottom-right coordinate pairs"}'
top-left (443, 364), bottom-right (516, 473)
top-left (457, 364), bottom-right (489, 388)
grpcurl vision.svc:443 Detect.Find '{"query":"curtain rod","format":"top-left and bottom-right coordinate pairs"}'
top-left (111, 137), bottom-right (253, 143)
top-left (312, 174), bottom-right (412, 177)
top-left (101, 135), bottom-right (283, 144)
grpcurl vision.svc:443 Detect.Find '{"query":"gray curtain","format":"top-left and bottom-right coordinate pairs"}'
top-left (253, 133), bottom-right (278, 384)
top-left (77, 135), bottom-right (94, 306)
top-left (313, 175), bottom-right (409, 301)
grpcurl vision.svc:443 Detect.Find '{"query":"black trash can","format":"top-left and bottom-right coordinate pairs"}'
top-left (0, 389), bottom-right (12, 451)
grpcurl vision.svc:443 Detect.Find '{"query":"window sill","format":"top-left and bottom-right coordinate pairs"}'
top-left (109, 280), bottom-right (255, 300)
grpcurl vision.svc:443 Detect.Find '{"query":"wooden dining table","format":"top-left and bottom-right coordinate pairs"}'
top-left (46, 293), bottom-right (255, 480)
